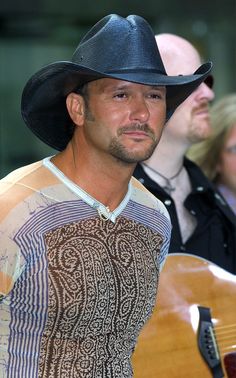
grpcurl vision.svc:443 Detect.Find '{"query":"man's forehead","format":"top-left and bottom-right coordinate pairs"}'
top-left (88, 78), bottom-right (166, 92)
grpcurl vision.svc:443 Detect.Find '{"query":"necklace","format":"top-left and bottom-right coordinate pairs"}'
top-left (142, 163), bottom-right (183, 193)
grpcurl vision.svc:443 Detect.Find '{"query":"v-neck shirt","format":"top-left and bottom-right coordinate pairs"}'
top-left (0, 158), bottom-right (171, 377)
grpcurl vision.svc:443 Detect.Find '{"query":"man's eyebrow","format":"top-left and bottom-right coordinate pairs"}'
top-left (149, 85), bottom-right (166, 90)
top-left (106, 84), bottom-right (166, 91)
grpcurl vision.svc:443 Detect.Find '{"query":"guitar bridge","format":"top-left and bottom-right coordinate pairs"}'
top-left (197, 306), bottom-right (224, 378)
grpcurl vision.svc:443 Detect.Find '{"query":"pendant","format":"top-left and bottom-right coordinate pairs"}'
top-left (164, 181), bottom-right (175, 193)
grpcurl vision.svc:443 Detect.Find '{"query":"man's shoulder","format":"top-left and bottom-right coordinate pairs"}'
top-left (185, 157), bottom-right (220, 192)
top-left (130, 176), bottom-right (170, 220)
top-left (0, 160), bottom-right (48, 198)
top-left (1, 161), bottom-right (42, 188)
top-left (0, 160), bottom-right (56, 221)
top-left (185, 158), bottom-right (236, 226)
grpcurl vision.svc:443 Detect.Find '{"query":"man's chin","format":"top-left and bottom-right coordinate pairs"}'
top-left (112, 149), bottom-right (156, 164)
top-left (109, 141), bottom-right (157, 164)
top-left (191, 126), bottom-right (212, 143)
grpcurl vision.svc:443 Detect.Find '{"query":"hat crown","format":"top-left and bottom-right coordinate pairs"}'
top-left (72, 14), bottom-right (167, 75)
top-left (21, 13), bottom-right (212, 151)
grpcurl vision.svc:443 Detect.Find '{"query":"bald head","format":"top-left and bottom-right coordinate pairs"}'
top-left (152, 33), bottom-right (214, 148)
top-left (156, 33), bottom-right (202, 76)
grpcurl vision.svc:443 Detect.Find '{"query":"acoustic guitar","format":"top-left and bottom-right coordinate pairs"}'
top-left (132, 253), bottom-right (236, 378)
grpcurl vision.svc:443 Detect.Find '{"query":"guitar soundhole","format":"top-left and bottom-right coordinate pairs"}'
top-left (224, 353), bottom-right (236, 378)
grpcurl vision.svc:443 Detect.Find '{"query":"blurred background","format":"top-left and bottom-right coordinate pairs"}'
top-left (0, 0), bottom-right (235, 178)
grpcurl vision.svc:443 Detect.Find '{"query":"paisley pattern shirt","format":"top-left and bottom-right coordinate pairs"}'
top-left (0, 158), bottom-right (171, 378)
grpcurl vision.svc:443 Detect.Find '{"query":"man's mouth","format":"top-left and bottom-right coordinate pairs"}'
top-left (118, 124), bottom-right (156, 141)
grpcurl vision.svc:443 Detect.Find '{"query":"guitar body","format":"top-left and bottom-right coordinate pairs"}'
top-left (132, 253), bottom-right (236, 378)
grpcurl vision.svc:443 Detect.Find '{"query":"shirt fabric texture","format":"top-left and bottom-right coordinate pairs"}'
top-left (134, 158), bottom-right (236, 274)
top-left (0, 158), bottom-right (171, 378)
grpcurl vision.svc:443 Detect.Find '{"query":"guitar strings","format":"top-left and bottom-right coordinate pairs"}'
top-left (214, 324), bottom-right (236, 353)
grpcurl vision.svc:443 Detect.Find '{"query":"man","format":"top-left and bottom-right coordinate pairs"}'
top-left (0, 16), bottom-right (211, 377)
top-left (134, 33), bottom-right (236, 274)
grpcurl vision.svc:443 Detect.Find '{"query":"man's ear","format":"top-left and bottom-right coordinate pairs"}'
top-left (66, 92), bottom-right (85, 126)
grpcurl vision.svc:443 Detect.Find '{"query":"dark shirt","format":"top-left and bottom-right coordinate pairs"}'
top-left (134, 158), bottom-right (236, 274)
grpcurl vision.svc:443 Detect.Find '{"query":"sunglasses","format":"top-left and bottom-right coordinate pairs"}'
top-left (204, 74), bottom-right (214, 89)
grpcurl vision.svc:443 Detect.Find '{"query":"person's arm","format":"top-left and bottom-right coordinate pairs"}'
top-left (0, 234), bottom-right (25, 301)
top-left (157, 199), bottom-right (172, 271)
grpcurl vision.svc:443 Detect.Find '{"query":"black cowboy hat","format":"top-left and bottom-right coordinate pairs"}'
top-left (21, 14), bottom-right (212, 151)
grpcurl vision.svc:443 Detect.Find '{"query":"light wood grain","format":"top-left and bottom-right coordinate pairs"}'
top-left (132, 253), bottom-right (236, 378)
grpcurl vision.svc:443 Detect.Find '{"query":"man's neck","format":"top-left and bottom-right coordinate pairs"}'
top-left (144, 137), bottom-right (188, 177)
top-left (142, 137), bottom-right (197, 242)
top-left (51, 143), bottom-right (135, 212)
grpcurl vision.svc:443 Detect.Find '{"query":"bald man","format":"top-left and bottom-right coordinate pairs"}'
top-left (134, 33), bottom-right (236, 274)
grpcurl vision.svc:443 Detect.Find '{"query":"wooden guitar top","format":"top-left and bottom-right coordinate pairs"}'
top-left (132, 253), bottom-right (236, 377)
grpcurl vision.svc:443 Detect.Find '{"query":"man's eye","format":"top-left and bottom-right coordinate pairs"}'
top-left (114, 93), bottom-right (127, 99)
top-left (149, 93), bottom-right (162, 99)
top-left (226, 145), bottom-right (236, 154)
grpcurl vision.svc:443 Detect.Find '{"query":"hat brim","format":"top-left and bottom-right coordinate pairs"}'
top-left (21, 61), bottom-right (212, 151)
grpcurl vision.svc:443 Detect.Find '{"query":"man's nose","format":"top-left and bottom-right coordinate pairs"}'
top-left (129, 97), bottom-right (150, 123)
top-left (197, 81), bottom-right (215, 101)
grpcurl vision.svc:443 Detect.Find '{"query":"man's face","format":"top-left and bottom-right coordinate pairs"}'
top-left (156, 36), bottom-right (215, 146)
top-left (166, 78), bottom-right (215, 145)
top-left (218, 124), bottom-right (236, 192)
top-left (77, 78), bottom-right (167, 164)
